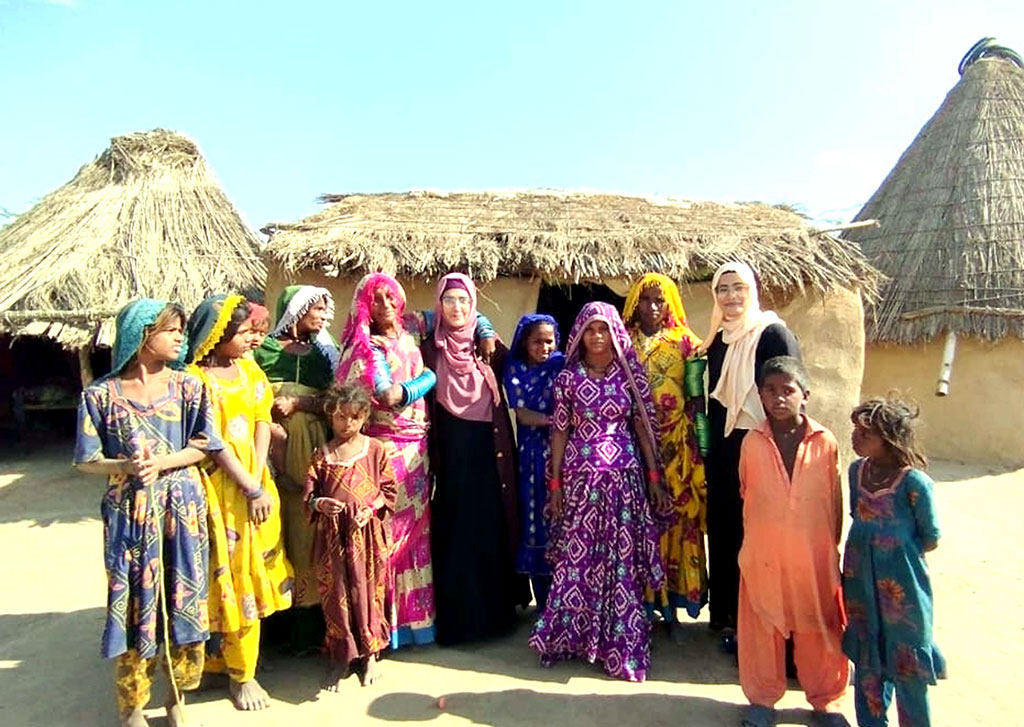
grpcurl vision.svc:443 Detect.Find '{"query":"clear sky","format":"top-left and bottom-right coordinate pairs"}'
top-left (0, 0), bottom-right (1020, 232)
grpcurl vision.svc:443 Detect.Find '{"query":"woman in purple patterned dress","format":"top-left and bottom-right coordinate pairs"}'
top-left (528, 302), bottom-right (670, 682)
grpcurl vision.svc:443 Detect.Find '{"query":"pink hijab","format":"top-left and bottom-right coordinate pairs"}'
top-left (433, 273), bottom-right (500, 422)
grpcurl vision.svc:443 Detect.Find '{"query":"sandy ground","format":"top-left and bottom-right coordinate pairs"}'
top-left (0, 439), bottom-right (1018, 727)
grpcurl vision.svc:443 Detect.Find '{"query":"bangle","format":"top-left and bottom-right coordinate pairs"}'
top-left (646, 469), bottom-right (660, 484)
top-left (245, 486), bottom-right (266, 501)
top-left (309, 497), bottom-right (322, 512)
top-left (547, 477), bottom-right (562, 492)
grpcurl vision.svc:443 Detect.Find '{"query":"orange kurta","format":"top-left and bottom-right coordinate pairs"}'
top-left (737, 416), bottom-right (848, 712)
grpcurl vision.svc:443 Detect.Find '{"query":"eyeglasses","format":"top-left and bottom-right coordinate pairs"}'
top-left (441, 295), bottom-right (471, 307)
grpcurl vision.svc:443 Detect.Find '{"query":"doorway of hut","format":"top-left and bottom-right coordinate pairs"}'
top-left (535, 282), bottom-right (626, 350)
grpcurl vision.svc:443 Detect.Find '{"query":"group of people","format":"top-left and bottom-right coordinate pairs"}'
top-left (75, 262), bottom-right (944, 727)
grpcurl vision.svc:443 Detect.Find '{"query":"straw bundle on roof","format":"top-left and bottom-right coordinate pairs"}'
top-left (263, 190), bottom-right (876, 295)
top-left (846, 38), bottom-right (1024, 343)
top-left (0, 129), bottom-right (266, 348)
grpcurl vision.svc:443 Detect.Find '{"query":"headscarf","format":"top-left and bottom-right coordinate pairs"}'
top-left (701, 261), bottom-right (784, 435)
top-left (564, 302), bottom-right (661, 460)
top-left (432, 272), bottom-right (500, 422)
top-left (185, 293), bottom-right (246, 364)
top-left (336, 273), bottom-right (408, 392)
top-left (504, 314), bottom-right (565, 416)
top-left (107, 298), bottom-right (188, 378)
top-left (248, 302), bottom-right (270, 327)
top-left (270, 285), bottom-right (339, 370)
top-left (623, 273), bottom-right (702, 348)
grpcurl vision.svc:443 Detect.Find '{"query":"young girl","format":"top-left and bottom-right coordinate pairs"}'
top-left (185, 294), bottom-right (294, 711)
top-left (74, 299), bottom-right (222, 727)
top-left (502, 314), bottom-right (565, 611)
top-left (737, 356), bottom-right (848, 727)
top-left (304, 384), bottom-right (397, 689)
top-left (845, 397), bottom-right (944, 727)
top-left (528, 302), bottom-right (669, 682)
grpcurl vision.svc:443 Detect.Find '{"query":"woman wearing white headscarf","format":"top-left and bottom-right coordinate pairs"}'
top-left (699, 262), bottom-right (801, 640)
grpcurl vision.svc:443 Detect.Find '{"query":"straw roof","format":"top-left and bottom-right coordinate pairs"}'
top-left (263, 190), bottom-right (877, 295)
top-left (846, 38), bottom-right (1024, 343)
top-left (0, 129), bottom-right (266, 348)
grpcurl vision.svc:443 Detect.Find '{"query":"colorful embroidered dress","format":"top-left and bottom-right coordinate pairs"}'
top-left (502, 315), bottom-right (564, 585)
top-left (843, 460), bottom-right (945, 727)
top-left (304, 438), bottom-right (398, 665)
top-left (624, 273), bottom-right (708, 619)
top-left (254, 285), bottom-right (337, 606)
top-left (75, 341), bottom-right (222, 658)
top-left (529, 302), bottom-right (665, 682)
top-left (336, 273), bottom-right (437, 648)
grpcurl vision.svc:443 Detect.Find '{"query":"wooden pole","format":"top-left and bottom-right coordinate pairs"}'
top-left (78, 346), bottom-right (94, 388)
top-left (935, 330), bottom-right (957, 396)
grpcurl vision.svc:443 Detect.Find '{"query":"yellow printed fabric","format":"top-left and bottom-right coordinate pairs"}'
top-left (189, 358), bottom-right (294, 678)
top-left (114, 643), bottom-right (203, 718)
top-left (271, 380), bottom-right (330, 607)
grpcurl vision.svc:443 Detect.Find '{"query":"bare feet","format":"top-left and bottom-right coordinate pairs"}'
top-left (229, 678), bottom-right (271, 711)
top-left (165, 699), bottom-right (188, 727)
top-left (120, 707), bottom-right (148, 727)
top-left (359, 654), bottom-right (381, 687)
top-left (324, 664), bottom-right (350, 692)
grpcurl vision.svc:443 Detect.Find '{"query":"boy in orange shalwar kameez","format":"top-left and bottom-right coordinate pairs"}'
top-left (737, 356), bottom-right (848, 727)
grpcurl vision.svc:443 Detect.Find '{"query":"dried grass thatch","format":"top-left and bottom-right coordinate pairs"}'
top-left (0, 129), bottom-right (266, 348)
top-left (846, 39), bottom-right (1024, 343)
top-left (263, 190), bottom-right (877, 296)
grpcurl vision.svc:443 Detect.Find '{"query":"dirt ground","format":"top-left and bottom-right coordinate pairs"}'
top-left (0, 439), bottom-right (1017, 727)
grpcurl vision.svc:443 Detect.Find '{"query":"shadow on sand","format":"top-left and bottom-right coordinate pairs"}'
top-left (368, 688), bottom-right (829, 727)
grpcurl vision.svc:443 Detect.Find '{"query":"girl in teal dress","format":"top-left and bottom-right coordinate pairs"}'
top-left (844, 397), bottom-right (945, 727)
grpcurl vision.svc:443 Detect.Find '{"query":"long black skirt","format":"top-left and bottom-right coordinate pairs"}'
top-left (431, 406), bottom-right (518, 645)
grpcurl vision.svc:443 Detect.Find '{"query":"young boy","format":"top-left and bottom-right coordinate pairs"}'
top-left (736, 356), bottom-right (848, 727)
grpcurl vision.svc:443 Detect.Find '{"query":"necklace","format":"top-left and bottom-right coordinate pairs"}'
top-left (865, 459), bottom-right (900, 489)
top-left (585, 360), bottom-right (610, 374)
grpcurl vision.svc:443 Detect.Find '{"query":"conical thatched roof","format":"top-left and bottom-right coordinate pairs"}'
top-left (846, 38), bottom-right (1024, 343)
top-left (0, 129), bottom-right (266, 348)
top-left (263, 190), bottom-right (877, 295)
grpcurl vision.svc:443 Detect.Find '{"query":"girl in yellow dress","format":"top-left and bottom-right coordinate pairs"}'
top-left (624, 274), bottom-right (708, 634)
top-left (186, 294), bottom-right (294, 711)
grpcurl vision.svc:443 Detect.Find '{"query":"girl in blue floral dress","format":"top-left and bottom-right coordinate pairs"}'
top-left (844, 396), bottom-right (945, 727)
top-left (502, 314), bottom-right (564, 611)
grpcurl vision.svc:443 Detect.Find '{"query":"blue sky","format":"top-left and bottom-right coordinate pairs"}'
top-left (0, 1), bottom-right (1020, 231)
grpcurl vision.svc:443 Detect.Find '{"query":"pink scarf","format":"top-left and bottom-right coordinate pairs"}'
top-left (433, 273), bottom-right (500, 422)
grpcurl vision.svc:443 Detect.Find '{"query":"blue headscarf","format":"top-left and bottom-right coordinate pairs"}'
top-left (107, 298), bottom-right (188, 378)
top-left (503, 314), bottom-right (564, 416)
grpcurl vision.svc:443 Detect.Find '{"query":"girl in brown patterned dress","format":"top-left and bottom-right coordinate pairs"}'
top-left (304, 384), bottom-right (398, 689)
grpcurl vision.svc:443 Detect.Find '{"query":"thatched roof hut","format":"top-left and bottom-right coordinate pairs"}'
top-left (263, 189), bottom-right (878, 460)
top-left (846, 38), bottom-right (1024, 344)
top-left (851, 38), bottom-right (1024, 465)
top-left (0, 129), bottom-right (266, 350)
top-left (263, 190), bottom-right (875, 295)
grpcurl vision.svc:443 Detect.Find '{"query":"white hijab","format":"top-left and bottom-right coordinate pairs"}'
top-left (702, 262), bottom-right (783, 436)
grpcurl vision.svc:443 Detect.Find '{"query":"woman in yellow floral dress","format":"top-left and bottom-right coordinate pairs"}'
top-left (186, 294), bottom-right (294, 711)
top-left (624, 273), bottom-right (708, 631)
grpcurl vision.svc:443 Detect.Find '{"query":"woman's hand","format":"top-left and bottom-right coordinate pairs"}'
top-left (315, 497), bottom-right (346, 517)
top-left (647, 478), bottom-right (671, 514)
top-left (133, 445), bottom-right (160, 487)
top-left (379, 383), bottom-right (404, 408)
top-left (272, 395), bottom-right (297, 418)
top-left (477, 337), bottom-right (496, 364)
top-left (248, 491), bottom-right (274, 524)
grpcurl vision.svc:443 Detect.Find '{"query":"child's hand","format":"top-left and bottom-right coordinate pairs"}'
top-left (316, 497), bottom-right (346, 517)
top-left (134, 445), bottom-right (160, 487)
top-left (354, 505), bottom-right (375, 528)
top-left (546, 489), bottom-right (563, 520)
top-left (248, 491), bottom-right (274, 524)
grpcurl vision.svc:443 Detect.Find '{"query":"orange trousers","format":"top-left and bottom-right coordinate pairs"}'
top-left (737, 580), bottom-right (848, 712)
